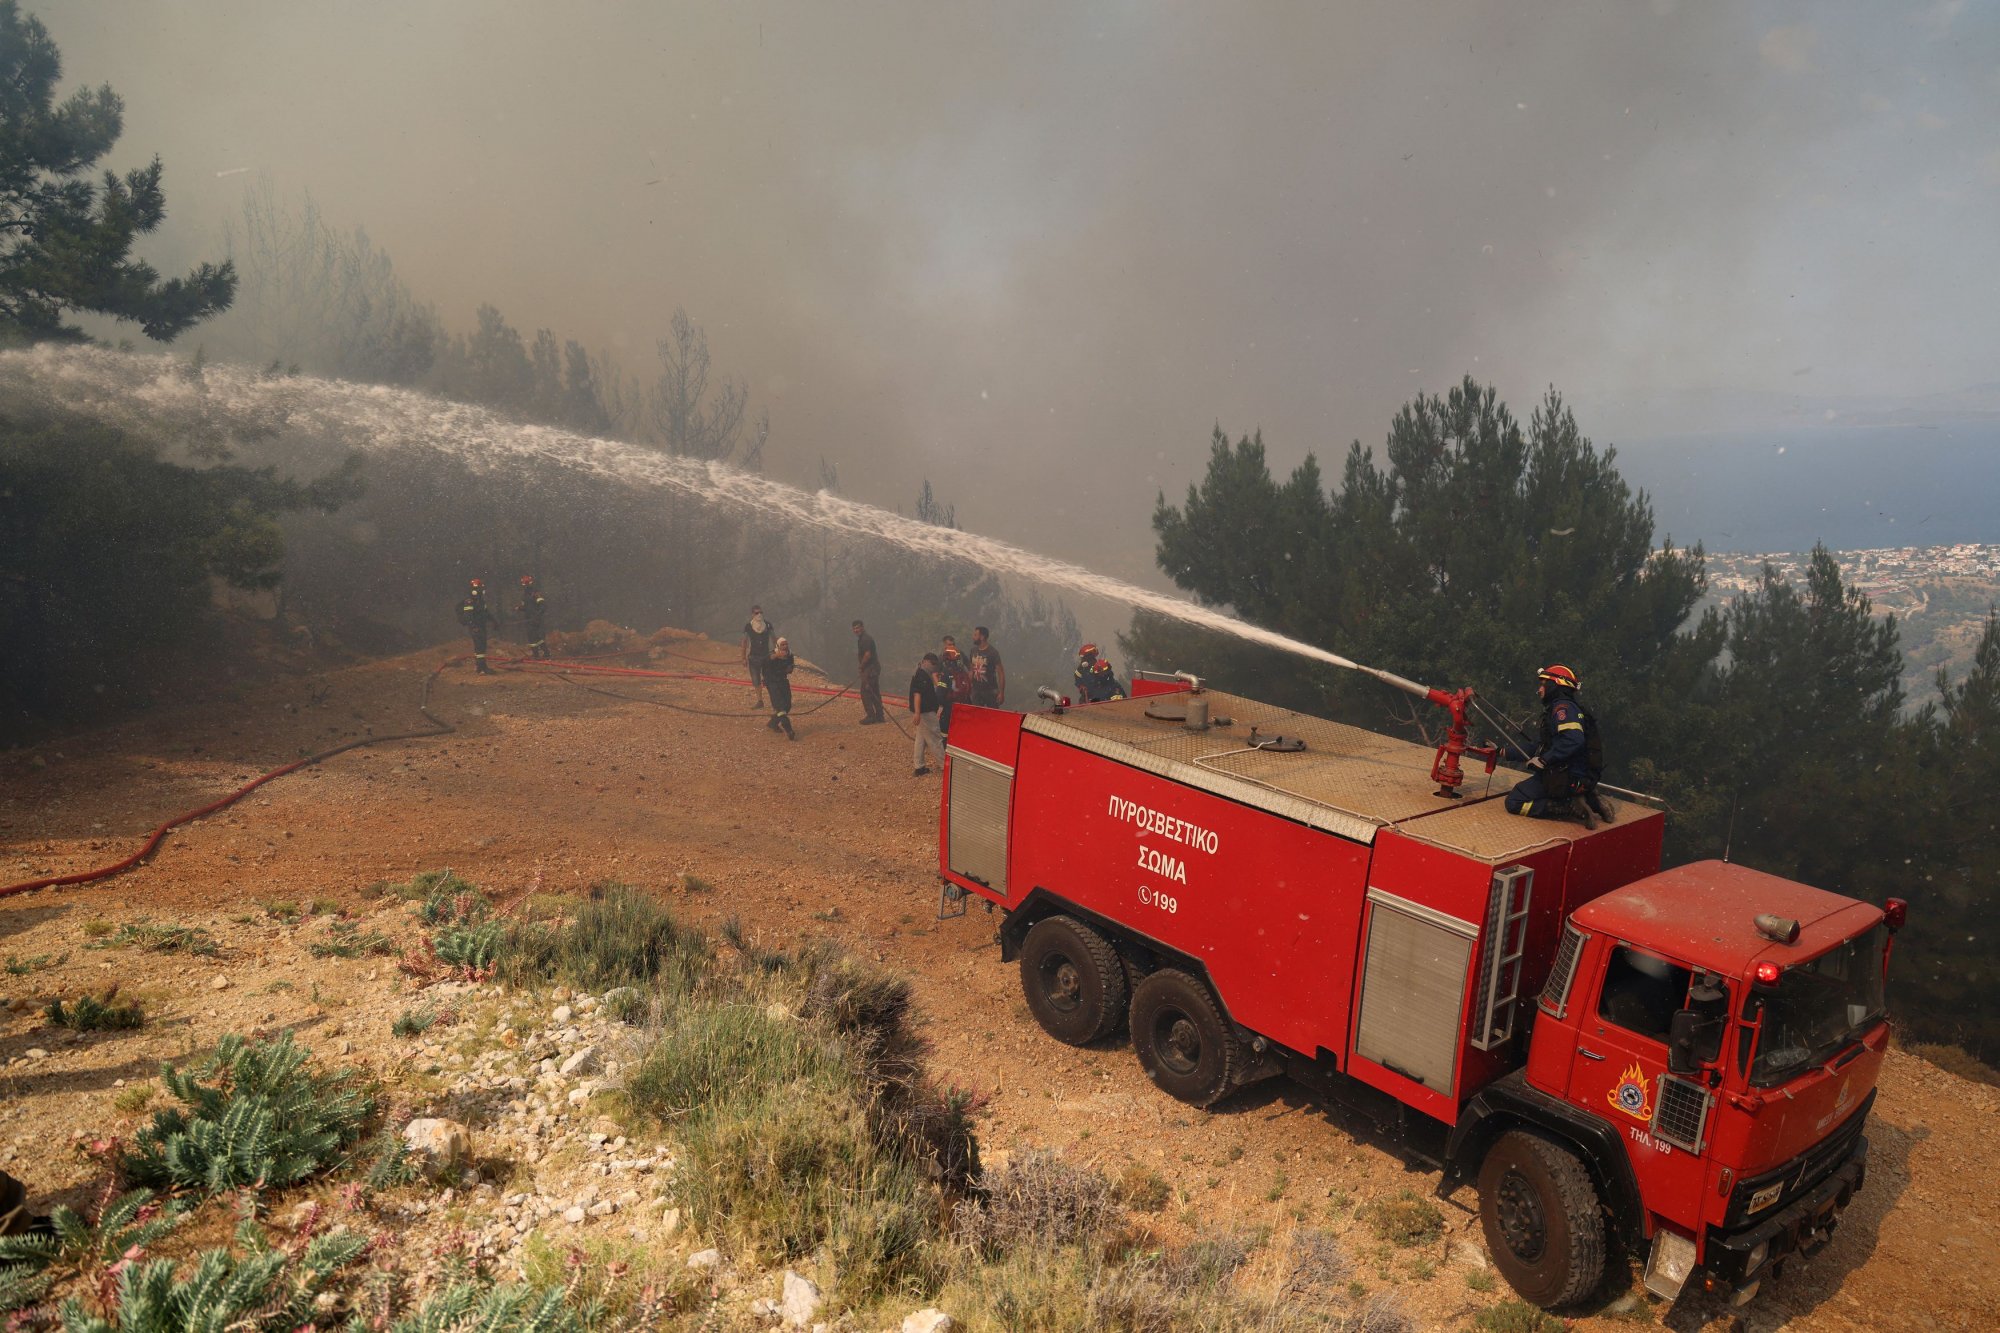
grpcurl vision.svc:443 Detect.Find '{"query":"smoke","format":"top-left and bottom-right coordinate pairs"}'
top-left (41, 2), bottom-right (2000, 579)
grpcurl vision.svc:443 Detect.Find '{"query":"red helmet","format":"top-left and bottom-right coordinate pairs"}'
top-left (520, 574), bottom-right (535, 586)
top-left (1078, 643), bottom-right (1099, 659)
top-left (1092, 658), bottom-right (1112, 674)
top-left (468, 578), bottom-right (484, 591)
top-left (1538, 663), bottom-right (1580, 690)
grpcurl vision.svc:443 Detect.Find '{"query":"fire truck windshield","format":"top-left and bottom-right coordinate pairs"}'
top-left (1740, 925), bottom-right (1890, 1087)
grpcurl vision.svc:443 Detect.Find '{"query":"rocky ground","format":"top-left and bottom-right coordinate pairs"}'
top-left (2, 635), bottom-right (1996, 1331)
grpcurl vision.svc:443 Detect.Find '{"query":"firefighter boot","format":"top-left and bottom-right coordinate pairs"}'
top-left (1587, 789), bottom-right (1617, 823)
top-left (1570, 798), bottom-right (1597, 830)
top-left (476, 657), bottom-right (495, 676)
top-left (780, 716), bottom-right (796, 741)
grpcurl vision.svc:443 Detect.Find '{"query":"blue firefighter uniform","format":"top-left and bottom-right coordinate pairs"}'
top-left (1504, 696), bottom-right (1592, 817)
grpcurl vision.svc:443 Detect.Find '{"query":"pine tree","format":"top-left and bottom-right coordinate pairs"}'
top-left (0, 1), bottom-right (234, 343)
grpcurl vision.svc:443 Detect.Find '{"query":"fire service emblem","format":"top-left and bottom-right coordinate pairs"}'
top-left (1607, 1062), bottom-right (1654, 1122)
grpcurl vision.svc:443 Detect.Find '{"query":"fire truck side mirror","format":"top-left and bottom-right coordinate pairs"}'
top-left (1668, 977), bottom-right (1730, 1075)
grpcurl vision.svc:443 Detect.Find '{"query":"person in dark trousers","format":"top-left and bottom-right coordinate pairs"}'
top-left (515, 574), bottom-right (550, 660)
top-left (968, 625), bottom-right (1005, 708)
top-left (938, 644), bottom-right (972, 737)
top-left (909, 652), bottom-right (946, 775)
top-left (1501, 663), bottom-right (1613, 825)
top-left (458, 579), bottom-right (496, 675)
top-left (1075, 644), bottom-right (1126, 702)
top-left (763, 636), bottom-right (797, 740)
top-left (853, 619), bottom-right (886, 723)
top-left (742, 604), bottom-right (775, 707)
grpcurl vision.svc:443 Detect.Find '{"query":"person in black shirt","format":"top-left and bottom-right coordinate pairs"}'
top-left (515, 575), bottom-right (550, 660)
top-left (968, 625), bottom-right (1005, 708)
top-left (853, 619), bottom-right (886, 723)
top-left (909, 652), bottom-right (946, 775)
top-left (457, 579), bottom-right (496, 675)
top-left (741, 604), bottom-right (775, 707)
top-left (763, 637), bottom-right (797, 740)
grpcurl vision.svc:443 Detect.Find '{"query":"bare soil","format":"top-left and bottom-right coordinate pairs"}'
top-left (3, 638), bottom-right (1995, 1332)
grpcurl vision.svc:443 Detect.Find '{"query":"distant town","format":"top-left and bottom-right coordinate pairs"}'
top-left (1703, 543), bottom-right (2000, 705)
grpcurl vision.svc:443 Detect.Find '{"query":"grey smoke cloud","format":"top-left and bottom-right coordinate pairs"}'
top-left (43, 1), bottom-right (2000, 582)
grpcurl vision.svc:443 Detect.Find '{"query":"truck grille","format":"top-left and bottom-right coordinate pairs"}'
top-left (1726, 1089), bottom-right (1875, 1226)
top-left (1652, 1074), bottom-right (1712, 1153)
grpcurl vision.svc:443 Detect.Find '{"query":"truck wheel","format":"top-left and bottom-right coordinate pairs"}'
top-left (1476, 1129), bottom-right (1606, 1309)
top-left (1130, 968), bottom-right (1243, 1107)
top-left (1019, 915), bottom-right (1128, 1046)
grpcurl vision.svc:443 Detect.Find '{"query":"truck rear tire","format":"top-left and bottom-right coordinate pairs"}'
top-left (1130, 968), bottom-right (1243, 1107)
top-left (1019, 915), bottom-right (1128, 1046)
top-left (1476, 1128), bottom-right (1606, 1309)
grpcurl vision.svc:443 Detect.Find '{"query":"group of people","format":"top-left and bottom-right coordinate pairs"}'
top-left (455, 575), bottom-right (550, 675)
top-left (903, 626), bottom-right (1011, 774)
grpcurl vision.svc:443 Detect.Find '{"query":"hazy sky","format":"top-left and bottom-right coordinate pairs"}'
top-left (44, 1), bottom-right (2000, 580)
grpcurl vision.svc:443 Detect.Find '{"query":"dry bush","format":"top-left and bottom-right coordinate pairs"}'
top-left (955, 1150), bottom-right (1124, 1258)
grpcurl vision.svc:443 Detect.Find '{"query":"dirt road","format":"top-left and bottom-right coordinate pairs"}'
top-left (3, 640), bottom-right (1994, 1331)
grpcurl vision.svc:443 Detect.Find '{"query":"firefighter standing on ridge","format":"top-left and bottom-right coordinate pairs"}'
top-left (853, 619), bottom-right (886, 723)
top-left (1500, 663), bottom-right (1614, 824)
top-left (763, 636), bottom-right (797, 740)
top-left (742, 604), bottom-right (775, 707)
top-left (1075, 643), bottom-right (1126, 702)
top-left (516, 575), bottom-right (550, 660)
top-left (457, 579), bottom-right (496, 675)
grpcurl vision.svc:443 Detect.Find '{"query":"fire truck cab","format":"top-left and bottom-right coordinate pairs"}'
top-left (936, 679), bottom-right (1897, 1310)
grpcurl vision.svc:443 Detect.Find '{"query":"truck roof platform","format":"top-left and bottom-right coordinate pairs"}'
top-left (1023, 689), bottom-right (1657, 861)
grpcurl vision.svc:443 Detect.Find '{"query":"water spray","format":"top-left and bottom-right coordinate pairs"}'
top-left (0, 345), bottom-right (1498, 792)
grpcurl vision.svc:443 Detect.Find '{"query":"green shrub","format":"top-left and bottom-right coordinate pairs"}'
top-left (113, 1083), bottom-right (155, 1114)
top-left (309, 921), bottom-right (396, 959)
top-left (308, 898), bottom-right (339, 916)
top-left (85, 922), bottom-right (218, 957)
top-left (431, 921), bottom-right (507, 975)
top-left (4, 952), bottom-right (64, 975)
top-left (46, 989), bottom-right (145, 1031)
top-left (1472, 1300), bottom-right (1567, 1333)
top-left (55, 1220), bottom-right (366, 1332)
top-left (381, 1280), bottom-right (581, 1333)
top-left (0, 1187), bottom-right (183, 1311)
top-left (123, 1033), bottom-right (376, 1194)
top-left (1364, 1193), bottom-right (1444, 1248)
top-left (496, 883), bottom-right (708, 998)
top-left (391, 1004), bottom-right (454, 1038)
top-left (403, 870), bottom-right (487, 924)
top-left (1117, 1165), bottom-right (1171, 1215)
top-left (257, 900), bottom-right (300, 922)
top-left (363, 1128), bottom-right (422, 1191)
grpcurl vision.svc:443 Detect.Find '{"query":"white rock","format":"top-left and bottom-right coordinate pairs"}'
top-left (902, 1311), bottom-right (954, 1333)
top-left (563, 1206), bottom-right (586, 1224)
top-left (552, 1005), bottom-right (573, 1024)
top-left (659, 1206), bottom-right (682, 1236)
top-left (687, 1247), bottom-right (721, 1270)
top-left (400, 1118), bottom-right (471, 1180)
top-left (749, 1297), bottom-right (780, 1319)
top-left (24, 1049), bottom-right (49, 1061)
top-left (781, 1271), bottom-right (822, 1327)
top-left (559, 1047), bottom-right (600, 1077)
top-left (210, 975), bottom-right (230, 991)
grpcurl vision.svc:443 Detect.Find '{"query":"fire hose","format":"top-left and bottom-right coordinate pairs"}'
top-left (0, 649), bottom-right (881, 900)
top-left (0, 659), bottom-right (459, 900)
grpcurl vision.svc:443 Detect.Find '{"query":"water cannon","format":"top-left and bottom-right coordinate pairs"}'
top-left (1174, 670), bottom-right (1204, 693)
top-left (1036, 686), bottom-right (1067, 714)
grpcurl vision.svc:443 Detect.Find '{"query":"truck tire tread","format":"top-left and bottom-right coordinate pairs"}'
top-left (1130, 968), bottom-right (1244, 1108)
top-left (1476, 1128), bottom-right (1606, 1309)
top-left (1019, 914), bottom-right (1128, 1045)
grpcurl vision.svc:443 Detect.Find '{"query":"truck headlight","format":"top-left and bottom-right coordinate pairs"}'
top-left (1745, 1240), bottom-right (1770, 1274)
top-left (1747, 1182), bottom-right (1784, 1215)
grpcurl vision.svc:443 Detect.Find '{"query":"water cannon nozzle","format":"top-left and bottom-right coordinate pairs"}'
top-left (1174, 670), bottom-right (1204, 692)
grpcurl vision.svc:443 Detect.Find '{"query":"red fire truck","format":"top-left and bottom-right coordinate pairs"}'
top-left (935, 676), bottom-right (1900, 1309)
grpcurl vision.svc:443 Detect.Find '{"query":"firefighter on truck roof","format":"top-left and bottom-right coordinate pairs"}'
top-left (1500, 662), bottom-right (1614, 824)
top-left (1074, 643), bottom-right (1126, 703)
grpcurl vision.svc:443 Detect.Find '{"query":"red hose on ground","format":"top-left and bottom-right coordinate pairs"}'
top-left (0, 660), bottom-right (460, 900)
top-left (0, 646), bottom-right (864, 900)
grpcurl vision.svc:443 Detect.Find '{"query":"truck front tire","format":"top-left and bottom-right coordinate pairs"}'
top-left (1130, 968), bottom-right (1244, 1107)
top-left (1019, 915), bottom-right (1128, 1045)
top-left (1476, 1128), bottom-right (1606, 1309)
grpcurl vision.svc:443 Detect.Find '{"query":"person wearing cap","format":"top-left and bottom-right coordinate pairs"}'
top-left (457, 579), bottom-right (496, 675)
top-left (909, 651), bottom-right (947, 775)
top-left (1075, 644), bottom-right (1126, 703)
top-left (742, 604), bottom-right (775, 707)
top-left (1501, 663), bottom-right (1611, 824)
top-left (515, 574), bottom-right (550, 660)
top-left (763, 636), bottom-right (797, 740)
top-left (853, 619), bottom-right (886, 723)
